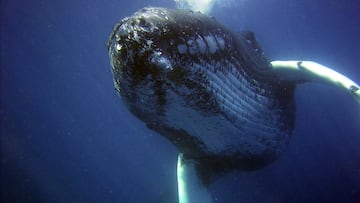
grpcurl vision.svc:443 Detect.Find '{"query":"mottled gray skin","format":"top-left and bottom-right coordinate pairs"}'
top-left (107, 7), bottom-right (295, 174)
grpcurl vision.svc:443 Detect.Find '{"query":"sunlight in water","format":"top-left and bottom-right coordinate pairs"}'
top-left (174, 0), bottom-right (234, 14)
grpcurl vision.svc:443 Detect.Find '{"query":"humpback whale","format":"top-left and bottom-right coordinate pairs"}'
top-left (107, 7), bottom-right (360, 203)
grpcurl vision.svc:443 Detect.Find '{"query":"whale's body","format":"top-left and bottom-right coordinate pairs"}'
top-left (108, 7), bottom-right (360, 202)
top-left (108, 7), bottom-right (295, 172)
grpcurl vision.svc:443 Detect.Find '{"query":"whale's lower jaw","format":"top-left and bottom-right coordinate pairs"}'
top-left (108, 7), bottom-right (296, 171)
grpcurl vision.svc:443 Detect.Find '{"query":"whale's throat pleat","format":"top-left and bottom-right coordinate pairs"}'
top-left (160, 46), bottom-right (296, 162)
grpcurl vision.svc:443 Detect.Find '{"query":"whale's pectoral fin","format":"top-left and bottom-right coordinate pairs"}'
top-left (271, 60), bottom-right (360, 104)
top-left (177, 154), bottom-right (213, 203)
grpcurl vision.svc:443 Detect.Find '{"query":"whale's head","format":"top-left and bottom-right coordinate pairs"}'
top-left (108, 7), bottom-right (296, 171)
top-left (107, 7), bottom-right (233, 112)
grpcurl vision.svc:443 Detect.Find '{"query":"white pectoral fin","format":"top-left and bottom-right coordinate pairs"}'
top-left (271, 60), bottom-right (360, 104)
top-left (177, 154), bottom-right (212, 203)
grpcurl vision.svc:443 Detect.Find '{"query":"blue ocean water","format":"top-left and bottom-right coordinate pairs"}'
top-left (1, 0), bottom-right (359, 202)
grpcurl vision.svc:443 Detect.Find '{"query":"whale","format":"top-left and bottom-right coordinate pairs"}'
top-left (107, 7), bottom-right (360, 203)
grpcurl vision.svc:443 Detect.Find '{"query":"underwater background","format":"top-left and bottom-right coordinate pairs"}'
top-left (1, 0), bottom-right (360, 202)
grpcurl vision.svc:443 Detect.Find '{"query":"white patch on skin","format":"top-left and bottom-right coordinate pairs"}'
top-left (215, 35), bottom-right (225, 50)
top-left (132, 30), bottom-right (140, 42)
top-left (187, 39), bottom-right (199, 55)
top-left (118, 23), bottom-right (130, 36)
top-left (204, 35), bottom-right (218, 54)
top-left (137, 7), bottom-right (171, 23)
top-left (151, 51), bottom-right (173, 70)
top-left (196, 36), bottom-right (207, 54)
top-left (146, 40), bottom-right (153, 47)
top-left (116, 44), bottom-right (122, 51)
top-left (178, 44), bottom-right (187, 54)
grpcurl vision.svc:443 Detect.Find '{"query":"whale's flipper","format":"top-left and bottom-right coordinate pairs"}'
top-left (177, 154), bottom-right (212, 203)
top-left (271, 61), bottom-right (360, 104)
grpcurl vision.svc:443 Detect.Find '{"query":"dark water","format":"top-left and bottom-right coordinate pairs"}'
top-left (1, 0), bottom-right (359, 202)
